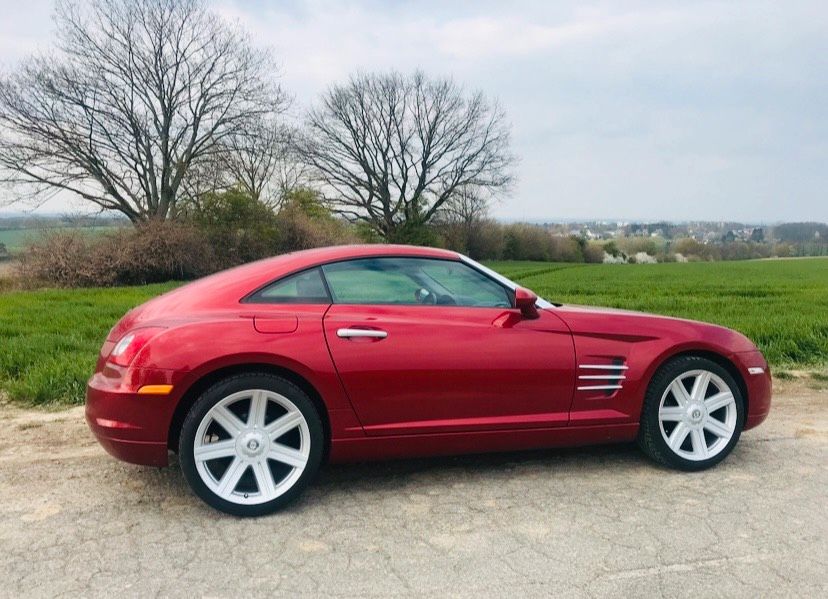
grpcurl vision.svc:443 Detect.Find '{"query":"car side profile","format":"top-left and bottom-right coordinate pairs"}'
top-left (86, 245), bottom-right (772, 516)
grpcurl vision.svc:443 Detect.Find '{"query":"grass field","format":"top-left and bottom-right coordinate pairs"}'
top-left (0, 225), bottom-right (123, 252)
top-left (0, 283), bottom-right (177, 405)
top-left (491, 258), bottom-right (828, 368)
top-left (0, 258), bottom-right (826, 406)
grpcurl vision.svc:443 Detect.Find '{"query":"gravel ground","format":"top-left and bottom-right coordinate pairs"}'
top-left (0, 381), bottom-right (826, 598)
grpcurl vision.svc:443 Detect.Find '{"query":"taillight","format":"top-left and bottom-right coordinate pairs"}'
top-left (108, 327), bottom-right (166, 366)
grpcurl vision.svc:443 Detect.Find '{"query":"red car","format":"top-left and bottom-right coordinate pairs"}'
top-left (86, 245), bottom-right (771, 516)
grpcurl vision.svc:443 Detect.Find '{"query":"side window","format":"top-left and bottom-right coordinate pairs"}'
top-left (419, 260), bottom-right (512, 307)
top-left (248, 268), bottom-right (331, 304)
top-left (321, 258), bottom-right (512, 307)
top-left (322, 259), bottom-right (422, 305)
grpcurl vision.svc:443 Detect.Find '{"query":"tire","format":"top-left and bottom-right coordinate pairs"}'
top-left (638, 355), bottom-right (744, 471)
top-left (179, 373), bottom-right (324, 516)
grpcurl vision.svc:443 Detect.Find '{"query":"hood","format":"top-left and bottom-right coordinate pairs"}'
top-left (549, 304), bottom-right (758, 353)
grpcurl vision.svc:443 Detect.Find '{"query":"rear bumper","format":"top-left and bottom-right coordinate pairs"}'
top-left (85, 372), bottom-right (174, 466)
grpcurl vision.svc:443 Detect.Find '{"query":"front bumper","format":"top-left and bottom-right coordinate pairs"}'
top-left (85, 370), bottom-right (176, 466)
top-left (735, 350), bottom-right (772, 430)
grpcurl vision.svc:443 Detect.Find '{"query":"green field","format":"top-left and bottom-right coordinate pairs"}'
top-left (491, 258), bottom-right (828, 368)
top-left (0, 258), bottom-right (826, 406)
top-left (0, 283), bottom-right (177, 405)
top-left (0, 225), bottom-right (123, 252)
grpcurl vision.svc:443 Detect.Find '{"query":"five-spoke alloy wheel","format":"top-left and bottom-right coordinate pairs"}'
top-left (179, 373), bottom-right (324, 517)
top-left (639, 356), bottom-right (745, 470)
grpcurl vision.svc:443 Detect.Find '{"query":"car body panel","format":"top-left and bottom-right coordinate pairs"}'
top-left (323, 305), bottom-right (575, 435)
top-left (85, 244), bottom-right (772, 467)
top-left (552, 305), bottom-right (771, 430)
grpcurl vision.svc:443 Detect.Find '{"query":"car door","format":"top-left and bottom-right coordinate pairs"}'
top-left (321, 257), bottom-right (575, 436)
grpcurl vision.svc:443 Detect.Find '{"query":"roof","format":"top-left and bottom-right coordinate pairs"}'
top-left (128, 245), bottom-right (464, 320)
top-left (243, 244), bottom-right (461, 279)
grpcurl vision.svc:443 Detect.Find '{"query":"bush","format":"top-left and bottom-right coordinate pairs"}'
top-left (183, 188), bottom-right (281, 267)
top-left (467, 219), bottom-right (506, 260)
top-left (275, 188), bottom-right (359, 252)
top-left (437, 218), bottom-right (505, 260)
top-left (616, 237), bottom-right (660, 256)
top-left (385, 221), bottom-right (441, 246)
top-left (583, 242), bottom-right (605, 263)
top-left (672, 238), bottom-right (721, 261)
top-left (103, 222), bottom-right (215, 284)
top-left (501, 224), bottom-right (584, 262)
top-left (20, 222), bottom-right (214, 288)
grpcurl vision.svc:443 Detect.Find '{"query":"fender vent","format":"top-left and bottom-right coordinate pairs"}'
top-left (577, 359), bottom-right (627, 396)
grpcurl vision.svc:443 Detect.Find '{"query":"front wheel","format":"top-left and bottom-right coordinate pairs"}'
top-left (638, 356), bottom-right (745, 471)
top-left (179, 373), bottom-right (324, 516)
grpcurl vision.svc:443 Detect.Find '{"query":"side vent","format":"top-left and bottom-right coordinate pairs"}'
top-left (577, 359), bottom-right (627, 396)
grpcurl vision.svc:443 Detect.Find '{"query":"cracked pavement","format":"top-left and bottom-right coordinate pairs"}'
top-left (0, 381), bottom-right (826, 598)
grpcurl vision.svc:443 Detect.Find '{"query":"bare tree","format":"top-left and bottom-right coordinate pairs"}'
top-left (217, 121), bottom-right (304, 207)
top-left (435, 186), bottom-right (493, 256)
top-left (298, 71), bottom-right (514, 239)
top-left (0, 0), bottom-right (288, 223)
top-left (437, 185), bottom-right (491, 228)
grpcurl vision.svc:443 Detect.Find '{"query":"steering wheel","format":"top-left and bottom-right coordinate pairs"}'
top-left (414, 288), bottom-right (436, 305)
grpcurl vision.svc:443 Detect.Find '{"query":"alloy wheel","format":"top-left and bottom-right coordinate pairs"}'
top-left (193, 389), bottom-right (311, 505)
top-left (657, 369), bottom-right (737, 461)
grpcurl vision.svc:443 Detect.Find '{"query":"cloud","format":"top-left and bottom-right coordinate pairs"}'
top-left (2, 0), bottom-right (827, 220)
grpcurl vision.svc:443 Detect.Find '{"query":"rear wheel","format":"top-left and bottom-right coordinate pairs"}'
top-left (179, 373), bottom-right (324, 516)
top-left (638, 356), bottom-right (744, 471)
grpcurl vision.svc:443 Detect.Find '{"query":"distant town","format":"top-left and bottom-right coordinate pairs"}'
top-left (1, 213), bottom-right (826, 264)
top-left (533, 220), bottom-right (823, 245)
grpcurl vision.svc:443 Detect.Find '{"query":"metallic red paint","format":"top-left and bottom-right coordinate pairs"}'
top-left (85, 244), bottom-right (771, 467)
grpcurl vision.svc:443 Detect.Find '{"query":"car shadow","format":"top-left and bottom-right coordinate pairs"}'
top-left (129, 442), bottom-right (649, 516)
top-left (320, 442), bottom-right (645, 483)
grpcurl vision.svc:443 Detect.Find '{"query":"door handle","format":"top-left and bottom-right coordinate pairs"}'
top-left (336, 328), bottom-right (388, 339)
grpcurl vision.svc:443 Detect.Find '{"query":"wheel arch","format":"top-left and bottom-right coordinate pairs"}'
top-left (167, 363), bottom-right (332, 459)
top-left (648, 349), bottom-right (749, 418)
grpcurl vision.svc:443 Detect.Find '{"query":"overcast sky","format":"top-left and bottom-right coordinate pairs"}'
top-left (1, 0), bottom-right (826, 222)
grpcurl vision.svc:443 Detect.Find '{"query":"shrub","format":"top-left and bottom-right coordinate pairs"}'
top-left (183, 188), bottom-right (281, 267)
top-left (385, 221), bottom-right (441, 246)
top-left (672, 238), bottom-right (721, 261)
top-left (438, 218), bottom-right (506, 260)
top-left (773, 243), bottom-right (794, 258)
top-left (276, 189), bottom-right (359, 252)
top-left (634, 251), bottom-right (658, 264)
top-left (102, 221), bottom-right (215, 284)
top-left (467, 219), bottom-right (506, 260)
top-left (583, 242), bottom-right (605, 263)
top-left (19, 229), bottom-right (99, 287)
top-left (616, 237), bottom-right (659, 256)
top-left (20, 222), bottom-right (214, 288)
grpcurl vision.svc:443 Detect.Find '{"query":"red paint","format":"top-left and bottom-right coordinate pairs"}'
top-left (85, 244), bottom-right (772, 466)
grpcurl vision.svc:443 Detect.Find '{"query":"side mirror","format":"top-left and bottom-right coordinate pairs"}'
top-left (514, 287), bottom-right (540, 319)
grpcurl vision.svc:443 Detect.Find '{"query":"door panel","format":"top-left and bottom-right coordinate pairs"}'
top-left (324, 305), bottom-right (575, 435)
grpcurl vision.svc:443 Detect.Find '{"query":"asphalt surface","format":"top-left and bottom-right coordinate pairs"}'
top-left (0, 381), bottom-right (826, 598)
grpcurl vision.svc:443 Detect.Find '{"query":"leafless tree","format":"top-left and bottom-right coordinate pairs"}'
top-left (437, 185), bottom-right (491, 228)
top-left (217, 121), bottom-right (304, 207)
top-left (0, 0), bottom-right (288, 223)
top-left (435, 186), bottom-right (495, 256)
top-left (298, 71), bottom-right (514, 239)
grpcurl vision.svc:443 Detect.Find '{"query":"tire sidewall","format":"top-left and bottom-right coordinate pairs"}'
top-left (179, 373), bottom-right (324, 517)
top-left (642, 357), bottom-right (745, 471)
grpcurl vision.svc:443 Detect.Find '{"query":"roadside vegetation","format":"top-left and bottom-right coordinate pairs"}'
top-left (1, 259), bottom-right (825, 407)
top-left (0, 283), bottom-right (176, 405)
top-left (0, 1), bottom-right (824, 409)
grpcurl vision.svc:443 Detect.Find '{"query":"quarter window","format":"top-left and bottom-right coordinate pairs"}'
top-left (248, 268), bottom-right (330, 304)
